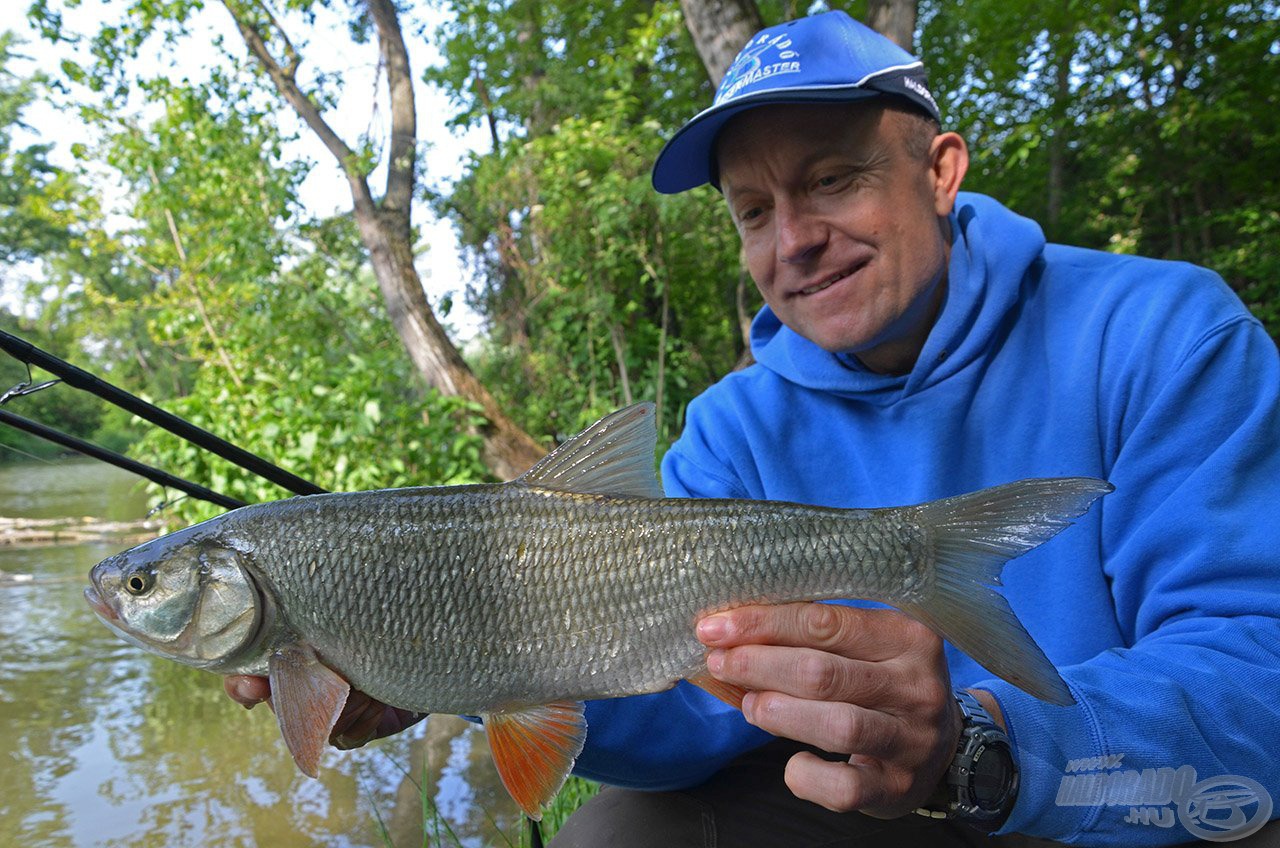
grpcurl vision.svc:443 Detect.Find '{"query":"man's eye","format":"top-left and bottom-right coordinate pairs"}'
top-left (736, 206), bottom-right (766, 226)
top-left (816, 173), bottom-right (848, 190)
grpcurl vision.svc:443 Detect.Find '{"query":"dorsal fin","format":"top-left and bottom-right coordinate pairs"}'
top-left (517, 403), bottom-right (664, 499)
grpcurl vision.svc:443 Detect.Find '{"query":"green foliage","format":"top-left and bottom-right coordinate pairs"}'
top-left (0, 32), bottom-right (75, 263)
top-left (19, 58), bottom-right (488, 515)
top-left (919, 0), bottom-right (1280, 339)
top-left (534, 776), bottom-right (601, 843)
top-left (21, 0), bottom-right (512, 509)
top-left (134, 229), bottom-right (491, 524)
top-left (426, 0), bottom-right (713, 139)
top-left (0, 37), bottom-right (116, 462)
top-left (438, 3), bottom-right (750, 445)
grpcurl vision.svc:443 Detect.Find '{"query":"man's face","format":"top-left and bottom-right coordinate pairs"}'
top-left (717, 103), bottom-right (966, 372)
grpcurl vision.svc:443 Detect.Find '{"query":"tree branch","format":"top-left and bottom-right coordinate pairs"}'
top-left (148, 164), bottom-right (244, 389)
top-left (221, 1), bottom-right (376, 214)
top-left (249, 0), bottom-right (300, 76)
top-left (365, 0), bottom-right (416, 220)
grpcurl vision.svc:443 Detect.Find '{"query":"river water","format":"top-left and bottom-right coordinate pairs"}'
top-left (0, 459), bottom-right (520, 847)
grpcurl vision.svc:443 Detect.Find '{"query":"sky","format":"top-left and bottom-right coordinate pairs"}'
top-left (0, 1), bottom-right (489, 341)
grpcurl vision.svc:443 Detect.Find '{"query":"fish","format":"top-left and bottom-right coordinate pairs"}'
top-left (85, 402), bottom-right (1111, 819)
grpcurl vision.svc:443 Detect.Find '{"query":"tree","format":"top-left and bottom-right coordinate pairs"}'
top-left (429, 1), bottom-right (748, 443)
top-left (31, 0), bottom-right (545, 480)
top-left (60, 68), bottom-right (489, 515)
top-left (866, 0), bottom-right (916, 51)
top-left (0, 31), bottom-right (73, 264)
top-left (679, 0), bottom-right (764, 84)
top-left (918, 0), bottom-right (1280, 339)
top-left (222, 0), bottom-right (544, 480)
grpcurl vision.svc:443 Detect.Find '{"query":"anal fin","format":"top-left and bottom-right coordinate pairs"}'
top-left (483, 701), bottom-right (587, 821)
top-left (688, 672), bottom-right (749, 710)
top-left (268, 643), bottom-right (351, 777)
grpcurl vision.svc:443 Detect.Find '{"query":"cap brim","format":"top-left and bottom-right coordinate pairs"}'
top-left (651, 86), bottom-right (884, 195)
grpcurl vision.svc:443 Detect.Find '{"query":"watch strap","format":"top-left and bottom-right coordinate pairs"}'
top-left (913, 690), bottom-right (1018, 827)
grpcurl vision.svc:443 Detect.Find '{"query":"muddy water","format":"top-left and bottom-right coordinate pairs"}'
top-left (0, 459), bottom-right (520, 847)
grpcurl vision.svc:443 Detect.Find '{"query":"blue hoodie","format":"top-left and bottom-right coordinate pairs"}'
top-left (572, 193), bottom-right (1280, 845)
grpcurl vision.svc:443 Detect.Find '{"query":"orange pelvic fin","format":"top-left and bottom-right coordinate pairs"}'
top-left (688, 672), bottom-right (749, 710)
top-left (483, 700), bottom-right (587, 820)
top-left (268, 643), bottom-right (351, 778)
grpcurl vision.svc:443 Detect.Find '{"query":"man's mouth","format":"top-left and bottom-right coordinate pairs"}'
top-left (793, 261), bottom-right (868, 297)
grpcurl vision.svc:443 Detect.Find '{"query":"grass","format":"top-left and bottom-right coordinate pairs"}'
top-left (372, 761), bottom-right (601, 848)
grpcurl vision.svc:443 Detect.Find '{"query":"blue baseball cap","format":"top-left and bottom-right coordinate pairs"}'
top-left (652, 10), bottom-right (940, 194)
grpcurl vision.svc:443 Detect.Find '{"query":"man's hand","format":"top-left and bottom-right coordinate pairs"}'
top-left (696, 603), bottom-right (963, 819)
top-left (223, 675), bottom-right (426, 749)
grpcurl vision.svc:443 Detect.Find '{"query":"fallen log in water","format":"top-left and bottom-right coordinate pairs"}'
top-left (0, 515), bottom-right (166, 548)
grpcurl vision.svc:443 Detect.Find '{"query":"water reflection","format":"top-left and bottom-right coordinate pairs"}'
top-left (1, 460), bottom-right (521, 846)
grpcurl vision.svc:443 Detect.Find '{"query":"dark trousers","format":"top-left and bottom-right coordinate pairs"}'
top-left (550, 740), bottom-right (1280, 848)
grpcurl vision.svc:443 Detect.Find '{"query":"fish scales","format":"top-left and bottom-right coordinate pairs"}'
top-left (218, 484), bottom-right (921, 715)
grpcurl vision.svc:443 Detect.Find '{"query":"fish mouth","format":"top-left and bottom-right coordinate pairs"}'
top-left (84, 583), bottom-right (118, 622)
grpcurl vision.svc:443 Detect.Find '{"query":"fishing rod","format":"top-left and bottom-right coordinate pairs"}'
top-left (0, 329), bottom-right (325, 496)
top-left (0, 331), bottom-right (549, 846)
top-left (0, 408), bottom-right (246, 510)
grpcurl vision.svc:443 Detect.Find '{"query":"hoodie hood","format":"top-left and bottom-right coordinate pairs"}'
top-left (750, 192), bottom-right (1047, 404)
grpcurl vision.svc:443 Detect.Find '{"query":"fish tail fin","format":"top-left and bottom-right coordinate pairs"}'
top-left (901, 477), bottom-right (1112, 706)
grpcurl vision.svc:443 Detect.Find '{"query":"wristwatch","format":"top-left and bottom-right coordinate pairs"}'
top-left (914, 690), bottom-right (1019, 827)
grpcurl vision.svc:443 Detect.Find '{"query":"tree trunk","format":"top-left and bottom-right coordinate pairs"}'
top-left (224, 0), bottom-right (545, 480)
top-left (866, 0), bottom-right (917, 52)
top-left (678, 0), bottom-right (764, 86)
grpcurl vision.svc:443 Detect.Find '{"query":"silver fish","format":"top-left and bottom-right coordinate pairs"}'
top-left (85, 403), bottom-right (1110, 818)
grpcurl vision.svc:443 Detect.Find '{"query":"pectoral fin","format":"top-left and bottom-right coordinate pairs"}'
top-left (483, 701), bottom-right (587, 820)
top-left (268, 643), bottom-right (351, 777)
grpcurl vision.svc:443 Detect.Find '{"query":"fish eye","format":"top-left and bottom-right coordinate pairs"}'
top-left (124, 570), bottom-right (154, 596)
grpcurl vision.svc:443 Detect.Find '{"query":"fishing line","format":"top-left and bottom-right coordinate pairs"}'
top-left (0, 437), bottom-right (56, 465)
top-left (0, 408), bottom-right (246, 509)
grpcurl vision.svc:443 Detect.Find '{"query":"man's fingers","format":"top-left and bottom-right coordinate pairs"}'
top-left (742, 691), bottom-right (899, 759)
top-left (709, 643), bottom-right (890, 705)
top-left (698, 603), bottom-right (930, 662)
top-left (224, 674), bottom-right (271, 708)
top-left (784, 751), bottom-right (889, 813)
top-left (331, 692), bottom-right (385, 749)
top-left (331, 691), bottom-right (427, 749)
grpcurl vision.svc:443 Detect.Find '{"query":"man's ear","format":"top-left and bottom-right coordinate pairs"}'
top-left (929, 132), bottom-right (969, 216)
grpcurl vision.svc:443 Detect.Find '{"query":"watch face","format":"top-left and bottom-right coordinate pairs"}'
top-left (971, 744), bottom-right (1016, 811)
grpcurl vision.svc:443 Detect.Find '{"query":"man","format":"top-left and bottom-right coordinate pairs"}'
top-left (230, 10), bottom-right (1280, 846)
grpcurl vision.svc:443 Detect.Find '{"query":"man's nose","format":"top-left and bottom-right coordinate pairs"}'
top-left (776, 202), bottom-right (827, 264)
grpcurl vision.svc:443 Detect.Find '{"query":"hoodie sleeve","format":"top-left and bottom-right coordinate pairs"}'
top-left (571, 399), bottom-right (774, 789)
top-left (987, 309), bottom-right (1280, 845)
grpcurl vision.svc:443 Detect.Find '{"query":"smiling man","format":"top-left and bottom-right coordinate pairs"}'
top-left (549, 9), bottom-right (1280, 848)
top-left (717, 102), bottom-right (962, 371)
top-left (225, 10), bottom-right (1280, 847)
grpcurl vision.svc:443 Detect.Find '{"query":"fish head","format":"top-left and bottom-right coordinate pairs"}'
top-left (85, 528), bottom-right (262, 670)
